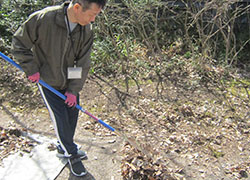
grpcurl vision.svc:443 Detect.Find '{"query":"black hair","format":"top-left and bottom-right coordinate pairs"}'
top-left (72, 0), bottom-right (107, 11)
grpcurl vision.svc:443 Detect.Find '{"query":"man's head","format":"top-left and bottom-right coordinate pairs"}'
top-left (68, 0), bottom-right (107, 26)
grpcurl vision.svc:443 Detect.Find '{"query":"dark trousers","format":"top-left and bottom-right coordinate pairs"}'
top-left (38, 84), bottom-right (79, 156)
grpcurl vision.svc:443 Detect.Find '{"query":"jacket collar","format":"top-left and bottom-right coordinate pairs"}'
top-left (55, 2), bottom-right (70, 29)
top-left (55, 2), bottom-right (90, 33)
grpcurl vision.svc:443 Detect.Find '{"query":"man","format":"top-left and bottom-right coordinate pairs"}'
top-left (11, 0), bottom-right (107, 177)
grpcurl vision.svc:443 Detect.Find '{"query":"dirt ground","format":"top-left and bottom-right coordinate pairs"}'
top-left (0, 73), bottom-right (250, 179)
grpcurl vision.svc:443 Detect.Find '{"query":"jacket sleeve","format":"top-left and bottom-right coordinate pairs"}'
top-left (66, 28), bottom-right (94, 95)
top-left (11, 12), bottom-right (40, 76)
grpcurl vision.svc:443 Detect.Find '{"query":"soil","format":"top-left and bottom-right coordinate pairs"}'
top-left (0, 70), bottom-right (250, 180)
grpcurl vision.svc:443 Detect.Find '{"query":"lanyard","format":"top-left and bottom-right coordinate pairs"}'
top-left (65, 7), bottom-right (82, 67)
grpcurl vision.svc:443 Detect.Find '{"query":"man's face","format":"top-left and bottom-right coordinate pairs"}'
top-left (74, 3), bottom-right (102, 26)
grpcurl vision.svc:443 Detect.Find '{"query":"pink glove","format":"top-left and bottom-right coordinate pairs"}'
top-left (28, 72), bottom-right (40, 83)
top-left (65, 92), bottom-right (77, 107)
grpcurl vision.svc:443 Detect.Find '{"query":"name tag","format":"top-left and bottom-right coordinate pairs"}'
top-left (67, 67), bottom-right (82, 79)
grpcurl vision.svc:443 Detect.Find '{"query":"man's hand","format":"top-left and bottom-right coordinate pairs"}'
top-left (65, 92), bottom-right (77, 107)
top-left (28, 72), bottom-right (40, 83)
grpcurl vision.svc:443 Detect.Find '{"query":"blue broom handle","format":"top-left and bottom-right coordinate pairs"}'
top-left (0, 51), bottom-right (115, 132)
top-left (0, 51), bottom-right (23, 71)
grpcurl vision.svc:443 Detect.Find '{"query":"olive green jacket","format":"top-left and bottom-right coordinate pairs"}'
top-left (11, 2), bottom-right (93, 95)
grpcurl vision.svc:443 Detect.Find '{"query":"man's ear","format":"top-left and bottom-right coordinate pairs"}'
top-left (73, 3), bottom-right (82, 11)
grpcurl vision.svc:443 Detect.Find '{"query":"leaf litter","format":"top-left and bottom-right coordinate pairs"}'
top-left (0, 59), bottom-right (249, 179)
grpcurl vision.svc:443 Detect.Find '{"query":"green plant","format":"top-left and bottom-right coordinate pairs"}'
top-left (0, 0), bottom-right (53, 49)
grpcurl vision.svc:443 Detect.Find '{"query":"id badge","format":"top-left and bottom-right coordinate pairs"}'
top-left (67, 67), bottom-right (82, 79)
